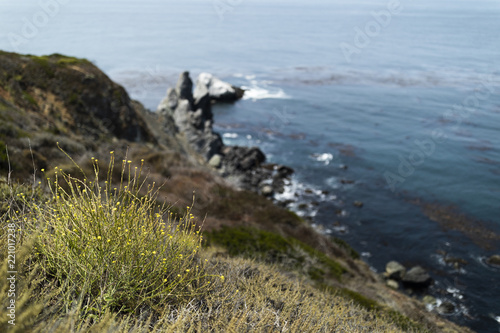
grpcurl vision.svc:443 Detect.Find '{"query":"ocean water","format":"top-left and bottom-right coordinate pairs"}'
top-left (1, 0), bottom-right (499, 331)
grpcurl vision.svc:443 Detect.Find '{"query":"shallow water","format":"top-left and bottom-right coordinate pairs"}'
top-left (1, 0), bottom-right (499, 330)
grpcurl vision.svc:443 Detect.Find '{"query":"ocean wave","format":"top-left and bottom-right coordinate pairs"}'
top-left (242, 85), bottom-right (290, 100)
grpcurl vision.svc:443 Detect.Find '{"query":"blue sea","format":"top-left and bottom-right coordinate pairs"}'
top-left (1, 0), bottom-right (499, 330)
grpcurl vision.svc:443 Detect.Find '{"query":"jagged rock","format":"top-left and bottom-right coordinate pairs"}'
top-left (401, 266), bottom-right (432, 288)
top-left (486, 254), bottom-right (500, 266)
top-left (277, 165), bottom-right (294, 178)
top-left (385, 261), bottom-right (406, 280)
top-left (222, 146), bottom-right (266, 172)
top-left (196, 72), bottom-right (244, 102)
top-left (176, 71), bottom-right (193, 103)
top-left (193, 83), bottom-right (211, 113)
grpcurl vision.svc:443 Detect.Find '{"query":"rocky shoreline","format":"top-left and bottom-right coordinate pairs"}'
top-left (156, 71), bottom-right (294, 196)
top-left (153, 71), bottom-right (489, 322)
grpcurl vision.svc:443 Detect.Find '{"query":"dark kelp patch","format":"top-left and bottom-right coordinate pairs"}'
top-left (410, 199), bottom-right (500, 251)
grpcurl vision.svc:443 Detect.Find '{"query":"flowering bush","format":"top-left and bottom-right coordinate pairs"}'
top-left (29, 153), bottom-right (216, 316)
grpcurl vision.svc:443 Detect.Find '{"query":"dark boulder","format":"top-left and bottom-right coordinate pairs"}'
top-left (401, 266), bottom-right (432, 288)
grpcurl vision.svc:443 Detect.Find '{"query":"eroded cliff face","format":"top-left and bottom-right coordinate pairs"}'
top-left (0, 51), bottom-right (473, 333)
top-left (0, 51), bottom-right (156, 143)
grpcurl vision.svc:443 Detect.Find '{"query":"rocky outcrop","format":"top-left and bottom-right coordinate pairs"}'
top-left (196, 73), bottom-right (244, 102)
top-left (157, 72), bottom-right (292, 194)
top-left (157, 71), bottom-right (223, 161)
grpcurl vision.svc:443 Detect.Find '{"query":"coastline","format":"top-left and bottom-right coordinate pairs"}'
top-left (0, 51), bottom-right (476, 332)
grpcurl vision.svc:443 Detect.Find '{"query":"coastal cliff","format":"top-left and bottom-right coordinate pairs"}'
top-left (0, 51), bottom-right (473, 332)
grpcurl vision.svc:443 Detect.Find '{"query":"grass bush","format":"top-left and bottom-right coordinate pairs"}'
top-left (6, 152), bottom-right (220, 324)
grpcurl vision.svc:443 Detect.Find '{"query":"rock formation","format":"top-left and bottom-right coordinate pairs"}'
top-left (157, 72), bottom-right (292, 194)
top-left (196, 72), bottom-right (244, 102)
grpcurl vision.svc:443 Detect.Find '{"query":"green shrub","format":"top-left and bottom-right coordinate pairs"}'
top-left (332, 237), bottom-right (360, 259)
top-left (206, 226), bottom-right (345, 281)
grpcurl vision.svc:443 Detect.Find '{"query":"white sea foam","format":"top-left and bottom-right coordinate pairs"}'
top-left (361, 252), bottom-right (372, 258)
top-left (326, 177), bottom-right (341, 189)
top-left (311, 153), bottom-right (334, 165)
top-left (222, 133), bottom-right (238, 139)
top-left (242, 85), bottom-right (290, 100)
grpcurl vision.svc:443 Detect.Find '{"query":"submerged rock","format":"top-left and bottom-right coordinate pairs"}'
top-left (486, 254), bottom-right (500, 266)
top-left (401, 266), bottom-right (432, 288)
top-left (437, 301), bottom-right (455, 314)
top-left (423, 295), bottom-right (437, 306)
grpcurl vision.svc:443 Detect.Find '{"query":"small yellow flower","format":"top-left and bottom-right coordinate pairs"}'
top-left (186, 269), bottom-right (190, 272)
top-left (141, 253), bottom-right (145, 256)
top-left (41, 169), bottom-right (45, 172)
top-left (163, 279), bottom-right (167, 283)
top-left (112, 261), bottom-right (116, 263)
top-left (220, 275), bottom-right (225, 281)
